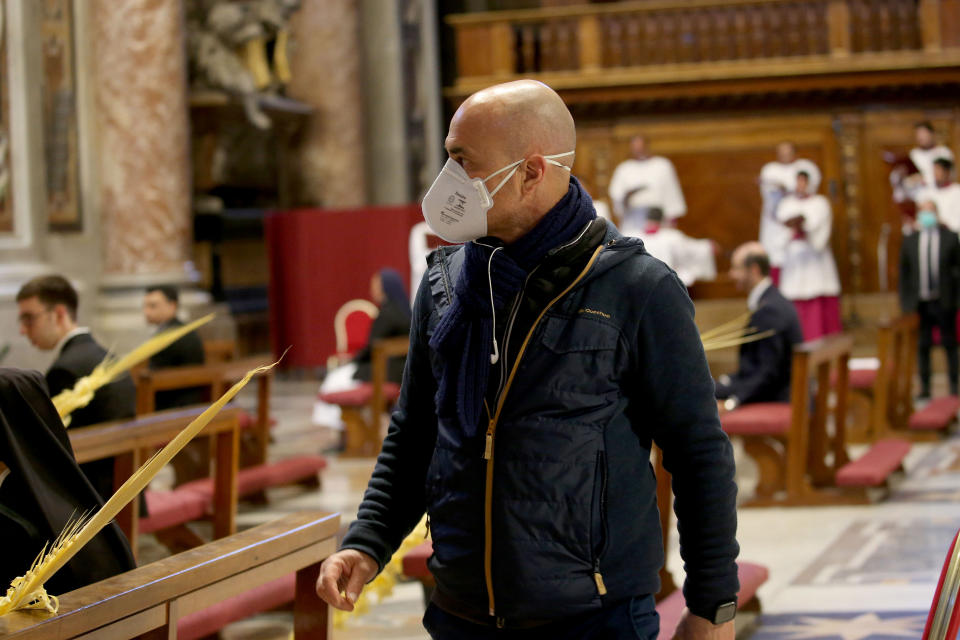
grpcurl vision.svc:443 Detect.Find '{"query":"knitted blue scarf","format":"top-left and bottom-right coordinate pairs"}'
top-left (429, 177), bottom-right (597, 438)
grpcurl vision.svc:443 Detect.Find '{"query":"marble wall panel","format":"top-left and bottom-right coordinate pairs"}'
top-left (91, 0), bottom-right (191, 277)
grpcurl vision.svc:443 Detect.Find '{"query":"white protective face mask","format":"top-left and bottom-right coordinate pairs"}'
top-left (420, 151), bottom-right (574, 243)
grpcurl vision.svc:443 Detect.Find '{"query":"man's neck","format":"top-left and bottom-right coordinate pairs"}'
top-left (52, 325), bottom-right (88, 356)
top-left (747, 276), bottom-right (772, 311)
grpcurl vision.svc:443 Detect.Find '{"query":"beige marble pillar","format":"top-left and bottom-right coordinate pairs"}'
top-left (91, 0), bottom-right (192, 280)
top-left (87, 0), bottom-right (208, 350)
top-left (288, 0), bottom-right (367, 207)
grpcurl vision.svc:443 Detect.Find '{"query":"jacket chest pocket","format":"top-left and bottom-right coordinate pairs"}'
top-left (534, 315), bottom-right (622, 396)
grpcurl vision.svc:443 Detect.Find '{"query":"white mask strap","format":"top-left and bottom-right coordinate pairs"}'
top-left (485, 161), bottom-right (522, 198)
top-left (545, 150), bottom-right (575, 171)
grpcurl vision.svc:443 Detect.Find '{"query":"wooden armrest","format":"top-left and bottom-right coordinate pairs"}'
top-left (371, 336), bottom-right (411, 360)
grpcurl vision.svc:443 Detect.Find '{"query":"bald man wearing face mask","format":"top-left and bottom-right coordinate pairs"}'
top-left (317, 81), bottom-right (739, 639)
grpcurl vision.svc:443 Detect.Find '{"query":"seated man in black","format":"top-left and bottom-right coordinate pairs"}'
top-left (715, 242), bottom-right (805, 412)
top-left (0, 368), bottom-right (136, 592)
top-left (143, 285), bottom-right (206, 409)
top-left (16, 275), bottom-right (137, 505)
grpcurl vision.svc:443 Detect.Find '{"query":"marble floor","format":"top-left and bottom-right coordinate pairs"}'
top-left (150, 377), bottom-right (958, 639)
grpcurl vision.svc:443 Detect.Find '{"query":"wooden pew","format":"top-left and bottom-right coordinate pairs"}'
top-left (871, 313), bottom-right (960, 441)
top-left (69, 405), bottom-right (243, 556)
top-left (135, 356), bottom-right (273, 467)
top-left (722, 333), bottom-right (909, 505)
top-left (846, 314), bottom-right (918, 442)
top-left (203, 338), bottom-right (238, 364)
top-left (319, 336), bottom-right (409, 457)
top-left (0, 511), bottom-right (339, 640)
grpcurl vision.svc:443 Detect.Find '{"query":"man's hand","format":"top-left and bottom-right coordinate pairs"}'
top-left (315, 549), bottom-right (379, 611)
top-left (673, 609), bottom-right (734, 639)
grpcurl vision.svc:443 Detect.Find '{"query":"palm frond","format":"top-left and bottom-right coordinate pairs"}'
top-left (0, 357), bottom-right (279, 617)
top-left (52, 314), bottom-right (215, 424)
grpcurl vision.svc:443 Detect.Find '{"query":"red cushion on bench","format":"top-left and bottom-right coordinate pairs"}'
top-left (721, 403), bottom-right (792, 436)
top-left (140, 488), bottom-right (211, 534)
top-left (657, 561), bottom-right (769, 639)
top-left (909, 396), bottom-right (960, 431)
top-left (835, 438), bottom-right (911, 487)
top-left (177, 573), bottom-right (295, 640)
top-left (848, 368), bottom-right (878, 390)
top-left (181, 455), bottom-right (328, 498)
top-left (403, 540), bottom-right (433, 579)
top-left (318, 382), bottom-right (401, 407)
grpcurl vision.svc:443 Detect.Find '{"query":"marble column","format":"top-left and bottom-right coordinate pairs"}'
top-left (287, 0), bottom-right (367, 207)
top-left (87, 0), bottom-right (206, 349)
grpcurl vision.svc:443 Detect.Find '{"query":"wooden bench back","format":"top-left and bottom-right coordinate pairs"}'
top-left (203, 339), bottom-right (238, 364)
top-left (68, 406), bottom-right (243, 550)
top-left (135, 357), bottom-right (273, 466)
top-left (791, 333), bottom-right (854, 490)
top-left (875, 314), bottom-right (919, 435)
top-left (0, 511), bottom-right (339, 640)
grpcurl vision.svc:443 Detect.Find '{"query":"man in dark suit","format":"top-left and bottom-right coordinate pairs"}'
top-left (16, 275), bottom-right (136, 504)
top-left (143, 285), bottom-right (206, 409)
top-left (899, 200), bottom-right (960, 398)
top-left (715, 242), bottom-right (805, 411)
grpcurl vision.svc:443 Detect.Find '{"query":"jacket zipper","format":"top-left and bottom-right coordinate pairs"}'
top-left (593, 450), bottom-right (609, 596)
top-left (495, 224), bottom-right (595, 400)
top-left (481, 244), bottom-right (606, 618)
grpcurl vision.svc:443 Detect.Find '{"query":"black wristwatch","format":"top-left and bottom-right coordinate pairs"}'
top-left (711, 600), bottom-right (737, 624)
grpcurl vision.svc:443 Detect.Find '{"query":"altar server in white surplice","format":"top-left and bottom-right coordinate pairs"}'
top-left (758, 141), bottom-right (821, 279)
top-left (776, 170), bottom-right (842, 341)
top-left (632, 208), bottom-right (717, 287)
top-left (608, 135), bottom-right (686, 235)
top-left (910, 121), bottom-right (955, 193)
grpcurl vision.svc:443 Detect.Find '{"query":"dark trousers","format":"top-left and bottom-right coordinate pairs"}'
top-left (917, 299), bottom-right (959, 395)
top-left (422, 595), bottom-right (659, 640)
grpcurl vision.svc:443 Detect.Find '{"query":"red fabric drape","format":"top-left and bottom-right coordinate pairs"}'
top-left (266, 206), bottom-right (424, 367)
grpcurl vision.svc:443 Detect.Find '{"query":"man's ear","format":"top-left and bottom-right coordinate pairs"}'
top-left (53, 304), bottom-right (71, 325)
top-left (520, 155), bottom-right (547, 193)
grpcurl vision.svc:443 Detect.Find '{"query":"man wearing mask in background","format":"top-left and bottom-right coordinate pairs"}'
top-left (900, 201), bottom-right (960, 399)
top-left (920, 158), bottom-right (960, 233)
top-left (316, 80), bottom-right (739, 639)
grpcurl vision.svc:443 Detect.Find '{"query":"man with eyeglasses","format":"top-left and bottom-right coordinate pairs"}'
top-left (16, 275), bottom-right (136, 504)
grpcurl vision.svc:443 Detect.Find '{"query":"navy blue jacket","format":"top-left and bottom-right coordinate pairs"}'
top-left (341, 221), bottom-right (739, 622)
top-left (715, 284), bottom-right (804, 404)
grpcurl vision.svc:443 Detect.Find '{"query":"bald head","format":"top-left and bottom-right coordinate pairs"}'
top-left (456, 80), bottom-right (576, 160)
top-left (730, 242), bottom-right (770, 292)
top-left (444, 80), bottom-right (578, 243)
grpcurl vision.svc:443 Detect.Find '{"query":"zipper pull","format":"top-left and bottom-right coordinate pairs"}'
top-left (424, 516), bottom-right (430, 538)
top-left (593, 571), bottom-right (608, 596)
top-left (483, 420), bottom-right (495, 460)
top-left (593, 560), bottom-right (607, 596)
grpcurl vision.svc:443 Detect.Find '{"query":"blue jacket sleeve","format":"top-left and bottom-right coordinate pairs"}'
top-left (636, 272), bottom-right (740, 619)
top-left (339, 276), bottom-right (438, 571)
